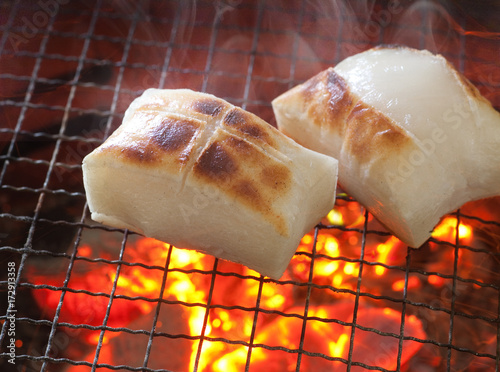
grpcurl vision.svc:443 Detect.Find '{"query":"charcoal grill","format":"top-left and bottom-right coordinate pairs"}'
top-left (1, 0), bottom-right (499, 371)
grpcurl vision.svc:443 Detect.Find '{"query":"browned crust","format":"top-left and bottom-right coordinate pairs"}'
top-left (286, 67), bottom-right (412, 164)
top-left (191, 97), bottom-right (227, 117)
top-left (222, 107), bottom-right (277, 148)
top-left (324, 68), bottom-right (357, 128)
top-left (95, 90), bottom-right (296, 236)
top-left (192, 130), bottom-right (290, 236)
top-left (152, 117), bottom-right (201, 153)
top-left (97, 113), bottom-right (203, 170)
top-left (194, 139), bottom-right (237, 179)
top-left (344, 102), bottom-right (411, 163)
top-left (294, 68), bottom-right (358, 141)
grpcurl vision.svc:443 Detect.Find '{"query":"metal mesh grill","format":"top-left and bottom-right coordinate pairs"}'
top-left (1, 1), bottom-right (499, 371)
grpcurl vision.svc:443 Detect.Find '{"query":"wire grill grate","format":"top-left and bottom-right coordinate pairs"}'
top-left (1, 0), bottom-right (500, 371)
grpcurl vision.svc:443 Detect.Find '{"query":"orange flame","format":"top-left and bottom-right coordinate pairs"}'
top-left (206, 304), bottom-right (425, 371)
top-left (31, 206), bottom-right (478, 370)
top-left (432, 216), bottom-right (473, 243)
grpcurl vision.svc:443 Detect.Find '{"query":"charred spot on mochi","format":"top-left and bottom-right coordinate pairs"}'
top-left (299, 68), bottom-right (355, 137)
top-left (325, 69), bottom-right (356, 124)
top-left (223, 108), bottom-right (274, 146)
top-left (151, 117), bottom-right (200, 154)
top-left (118, 143), bottom-right (159, 163)
top-left (345, 102), bottom-right (411, 163)
top-left (260, 164), bottom-right (291, 192)
top-left (192, 98), bottom-right (226, 117)
top-left (194, 140), bottom-right (237, 180)
top-left (224, 136), bottom-right (256, 155)
top-left (231, 177), bottom-right (288, 236)
top-left (192, 134), bottom-right (289, 236)
top-left (224, 135), bottom-right (290, 194)
top-left (103, 116), bottom-right (201, 166)
top-left (221, 134), bottom-right (291, 195)
top-left (232, 180), bottom-right (261, 205)
top-left (301, 68), bottom-right (328, 101)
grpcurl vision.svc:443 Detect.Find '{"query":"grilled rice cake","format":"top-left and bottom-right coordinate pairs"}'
top-left (272, 46), bottom-right (500, 248)
top-left (82, 89), bottom-right (338, 279)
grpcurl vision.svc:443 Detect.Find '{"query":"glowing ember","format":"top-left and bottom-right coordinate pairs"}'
top-left (207, 304), bottom-right (425, 371)
top-left (327, 208), bottom-right (344, 225)
top-left (374, 236), bottom-right (401, 276)
top-left (28, 205), bottom-right (484, 369)
top-left (431, 216), bottom-right (473, 243)
top-left (392, 276), bottom-right (421, 292)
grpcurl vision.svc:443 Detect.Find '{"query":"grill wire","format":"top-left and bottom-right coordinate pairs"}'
top-left (1, 0), bottom-right (499, 371)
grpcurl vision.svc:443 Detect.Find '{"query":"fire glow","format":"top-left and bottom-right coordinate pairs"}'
top-left (28, 210), bottom-right (479, 371)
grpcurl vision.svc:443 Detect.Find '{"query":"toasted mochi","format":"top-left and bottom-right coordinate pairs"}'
top-left (272, 46), bottom-right (500, 248)
top-left (82, 89), bottom-right (338, 279)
